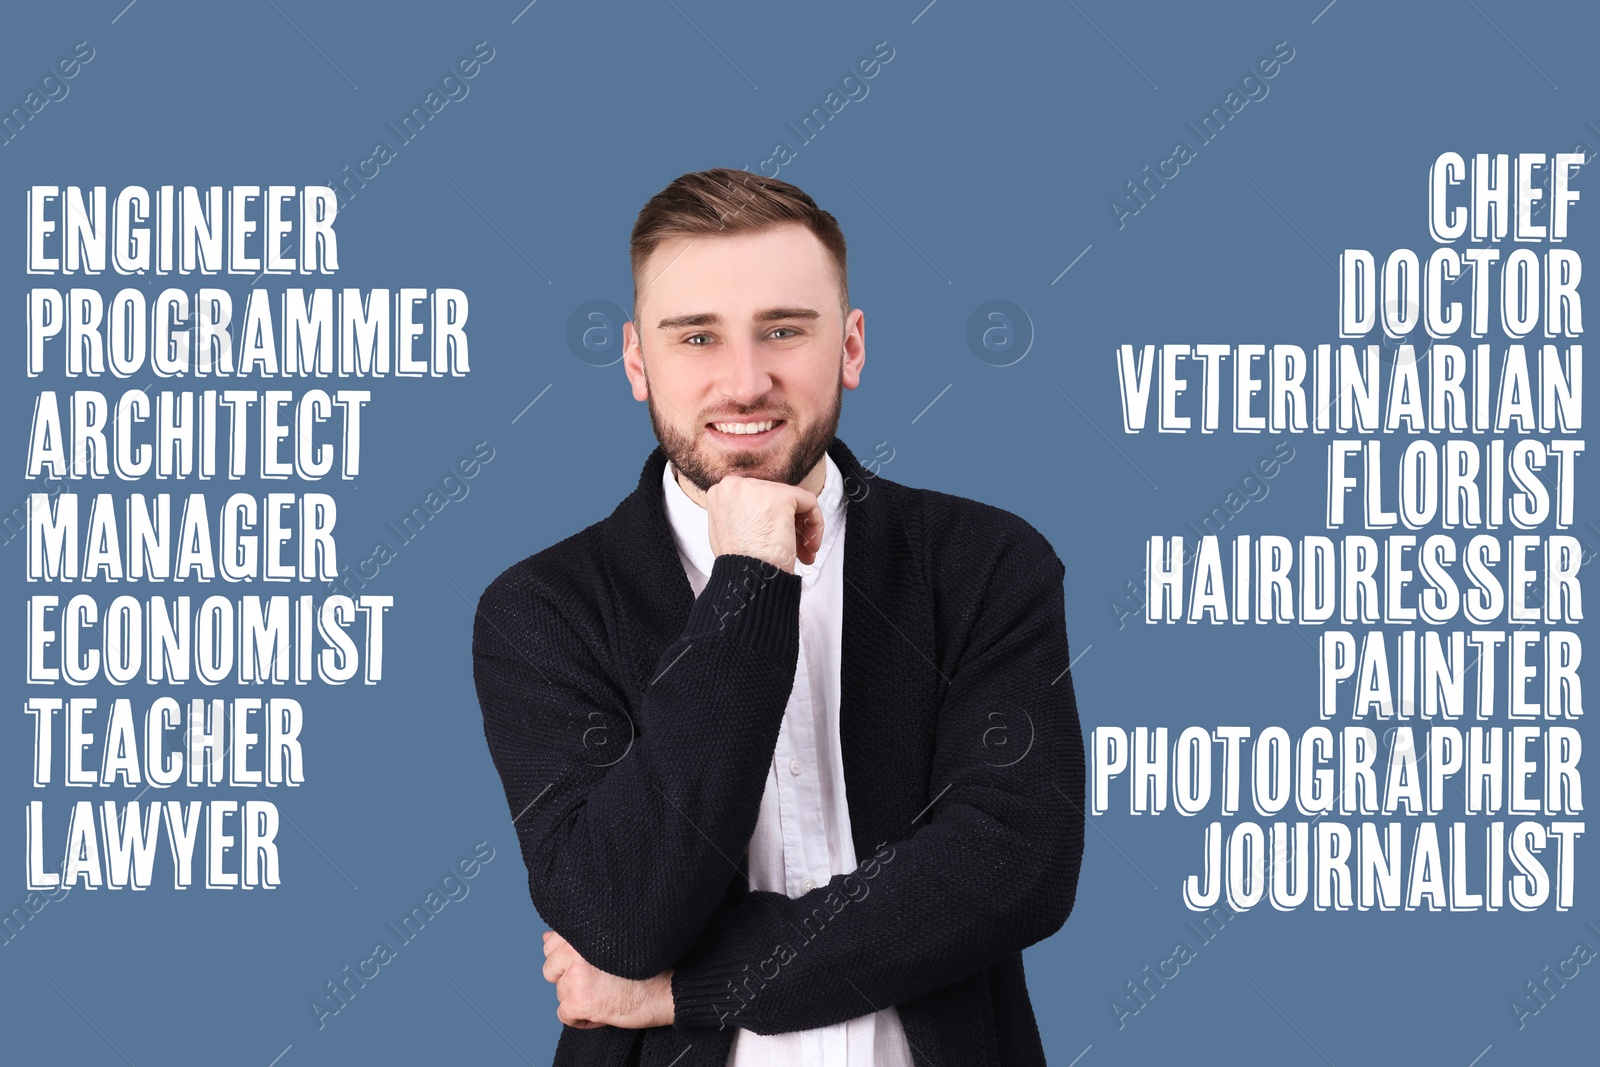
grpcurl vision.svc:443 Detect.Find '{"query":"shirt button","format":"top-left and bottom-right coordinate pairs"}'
top-left (790, 759), bottom-right (804, 776)
top-left (801, 878), bottom-right (817, 892)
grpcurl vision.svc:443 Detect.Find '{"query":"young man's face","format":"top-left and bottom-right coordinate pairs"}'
top-left (623, 222), bottom-right (866, 498)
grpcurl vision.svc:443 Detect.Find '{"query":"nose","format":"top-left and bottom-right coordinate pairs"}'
top-left (718, 336), bottom-right (774, 404)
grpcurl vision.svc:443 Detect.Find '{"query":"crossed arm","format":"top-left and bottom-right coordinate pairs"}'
top-left (473, 552), bottom-right (806, 984)
top-left (475, 537), bottom-right (1086, 1034)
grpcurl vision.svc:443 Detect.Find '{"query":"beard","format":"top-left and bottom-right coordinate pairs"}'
top-left (647, 365), bottom-right (844, 496)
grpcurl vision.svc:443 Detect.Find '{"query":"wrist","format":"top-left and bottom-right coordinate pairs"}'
top-left (683, 553), bottom-right (802, 651)
top-left (655, 969), bottom-right (676, 1026)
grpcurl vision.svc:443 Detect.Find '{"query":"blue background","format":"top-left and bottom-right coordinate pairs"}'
top-left (2, 0), bottom-right (1596, 1063)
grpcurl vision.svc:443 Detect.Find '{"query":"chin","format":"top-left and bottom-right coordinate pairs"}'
top-left (715, 453), bottom-right (784, 478)
top-left (697, 448), bottom-right (781, 482)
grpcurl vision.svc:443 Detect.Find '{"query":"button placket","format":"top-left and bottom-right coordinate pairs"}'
top-left (771, 697), bottom-right (805, 898)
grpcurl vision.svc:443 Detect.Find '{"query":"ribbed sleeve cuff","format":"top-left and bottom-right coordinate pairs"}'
top-left (682, 553), bottom-right (802, 656)
top-left (671, 899), bottom-right (766, 1031)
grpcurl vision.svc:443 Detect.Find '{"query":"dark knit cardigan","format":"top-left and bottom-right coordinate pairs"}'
top-left (472, 436), bottom-right (1085, 1066)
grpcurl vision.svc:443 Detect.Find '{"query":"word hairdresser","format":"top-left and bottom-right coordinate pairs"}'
top-left (1105, 152), bottom-right (1587, 913)
top-left (20, 184), bottom-right (472, 893)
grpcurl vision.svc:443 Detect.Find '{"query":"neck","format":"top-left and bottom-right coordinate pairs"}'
top-left (674, 456), bottom-right (828, 509)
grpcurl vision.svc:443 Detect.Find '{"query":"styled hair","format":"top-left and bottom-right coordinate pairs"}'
top-left (630, 168), bottom-right (848, 323)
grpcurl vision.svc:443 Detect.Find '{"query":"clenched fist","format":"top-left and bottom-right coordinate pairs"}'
top-left (704, 475), bottom-right (824, 574)
top-left (541, 929), bottom-right (675, 1029)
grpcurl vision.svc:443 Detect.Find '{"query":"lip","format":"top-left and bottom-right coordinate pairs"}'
top-left (705, 417), bottom-right (786, 446)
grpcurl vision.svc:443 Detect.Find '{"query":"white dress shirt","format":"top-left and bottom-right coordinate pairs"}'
top-left (661, 454), bottom-right (914, 1067)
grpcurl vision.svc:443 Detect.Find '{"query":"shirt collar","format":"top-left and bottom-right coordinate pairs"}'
top-left (661, 450), bottom-right (848, 585)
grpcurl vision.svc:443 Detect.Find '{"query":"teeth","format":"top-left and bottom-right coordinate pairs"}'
top-left (712, 420), bottom-right (778, 435)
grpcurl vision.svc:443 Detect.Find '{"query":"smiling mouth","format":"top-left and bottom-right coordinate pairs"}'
top-left (705, 418), bottom-right (786, 443)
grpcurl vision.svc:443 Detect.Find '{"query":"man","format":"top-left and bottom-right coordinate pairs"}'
top-left (472, 168), bottom-right (1085, 1066)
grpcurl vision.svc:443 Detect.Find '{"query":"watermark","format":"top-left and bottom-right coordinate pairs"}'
top-left (740, 41), bottom-right (896, 179)
top-left (1510, 137), bottom-right (1593, 236)
top-left (712, 553), bottom-right (801, 631)
top-left (838, 439), bottom-right (894, 505)
top-left (1109, 41), bottom-right (1296, 230)
top-left (0, 40), bottom-right (96, 149)
top-left (1109, 903), bottom-right (1239, 1029)
top-left (982, 701), bottom-right (1036, 768)
top-left (323, 440), bottom-right (496, 595)
top-left (1107, 439), bottom-right (1297, 629)
top-left (711, 840), bottom-right (897, 1029)
top-left (567, 299), bottom-right (630, 367)
top-left (0, 874), bottom-right (72, 948)
top-left (308, 841), bottom-right (496, 1029)
top-left (967, 300), bottom-right (1035, 367)
top-left (325, 42), bottom-right (496, 210)
top-left (1507, 918), bottom-right (1600, 1029)
top-left (0, 470), bottom-right (69, 550)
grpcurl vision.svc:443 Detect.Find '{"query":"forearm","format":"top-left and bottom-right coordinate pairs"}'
top-left (670, 546), bottom-right (1086, 1034)
top-left (475, 552), bottom-right (803, 980)
top-left (669, 764), bottom-right (1084, 1033)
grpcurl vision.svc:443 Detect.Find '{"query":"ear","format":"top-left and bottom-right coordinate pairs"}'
top-left (622, 320), bottom-right (649, 401)
top-left (842, 307), bottom-right (866, 390)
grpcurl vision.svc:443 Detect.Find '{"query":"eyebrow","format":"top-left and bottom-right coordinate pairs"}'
top-left (656, 306), bottom-right (822, 331)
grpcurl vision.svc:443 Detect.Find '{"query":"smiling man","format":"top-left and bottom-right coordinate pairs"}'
top-left (472, 168), bottom-right (1085, 1066)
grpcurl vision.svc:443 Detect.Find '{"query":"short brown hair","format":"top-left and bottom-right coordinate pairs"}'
top-left (630, 168), bottom-right (849, 324)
